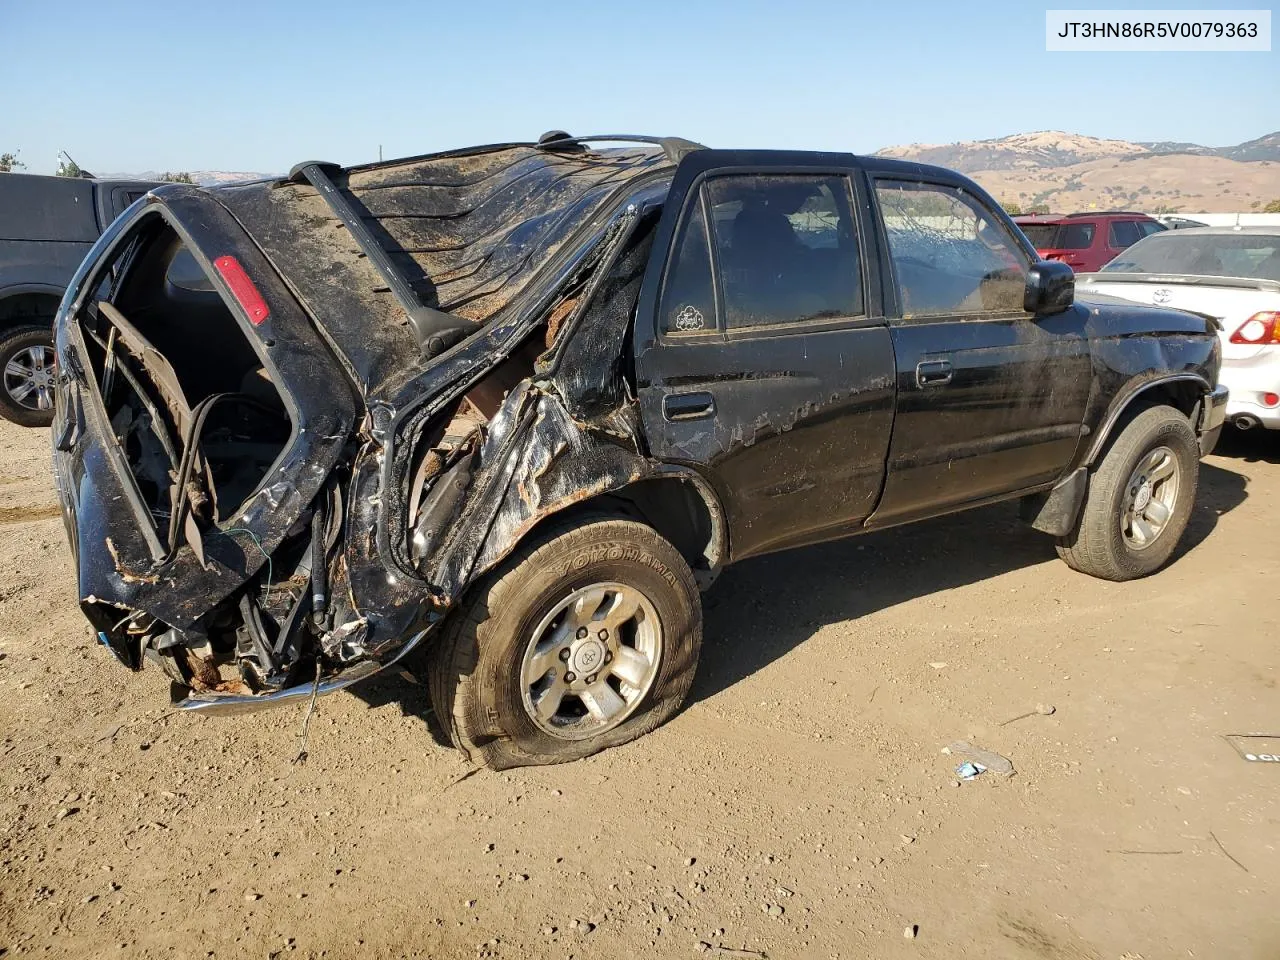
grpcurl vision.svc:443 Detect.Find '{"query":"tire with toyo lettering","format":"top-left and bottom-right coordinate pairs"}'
top-left (427, 518), bottom-right (702, 769)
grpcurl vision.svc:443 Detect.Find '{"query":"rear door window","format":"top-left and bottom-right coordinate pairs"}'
top-left (706, 174), bottom-right (862, 330)
top-left (659, 173), bottom-right (864, 335)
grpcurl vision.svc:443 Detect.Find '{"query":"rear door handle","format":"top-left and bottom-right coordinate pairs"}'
top-left (663, 391), bottom-right (716, 421)
top-left (915, 359), bottom-right (953, 388)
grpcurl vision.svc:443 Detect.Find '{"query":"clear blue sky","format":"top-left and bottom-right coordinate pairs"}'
top-left (2, 0), bottom-right (1276, 175)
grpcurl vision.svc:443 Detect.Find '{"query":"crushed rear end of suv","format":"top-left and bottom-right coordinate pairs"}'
top-left (52, 138), bottom-right (695, 727)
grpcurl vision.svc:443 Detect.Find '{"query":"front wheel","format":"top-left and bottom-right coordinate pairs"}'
top-left (428, 518), bottom-right (702, 769)
top-left (1056, 405), bottom-right (1199, 581)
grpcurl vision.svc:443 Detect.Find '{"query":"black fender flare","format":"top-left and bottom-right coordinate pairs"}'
top-left (0, 281), bottom-right (66, 297)
top-left (1024, 372), bottom-right (1212, 538)
top-left (1082, 373), bottom-right (1211, 466)
top-left (0, 284), bottom-right (66, 328)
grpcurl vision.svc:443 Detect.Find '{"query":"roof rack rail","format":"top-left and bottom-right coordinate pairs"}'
top-left (535, 132), bottom-right (707, 163)
top-left (287, 161), bottom-right (473, 358)
top-left (1064, 210), bottom-right (1149, 217)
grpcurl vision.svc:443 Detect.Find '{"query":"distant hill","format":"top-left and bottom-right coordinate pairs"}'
top-left (875, 130), bottom-right (1280, 213)
top-left (1140, 131), bottom-right (1280, 163)
top-left (876, 131), bottom-right (1149, 172)
top-left (98, 170), bottom-right (274, 186)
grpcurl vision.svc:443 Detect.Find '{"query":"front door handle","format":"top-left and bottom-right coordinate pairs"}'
top-left (663, 391), bottom-right (716, 422)
top-left (915, 359), bottom-right (953, 388)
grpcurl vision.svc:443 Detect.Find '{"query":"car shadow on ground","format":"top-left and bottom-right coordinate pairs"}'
top-left (350, 461), bottom-right (1248, 745)
top-left (1212, 428), bottom-right (1280, 465)
top-left (689, 459), bottom-right (1247, 707)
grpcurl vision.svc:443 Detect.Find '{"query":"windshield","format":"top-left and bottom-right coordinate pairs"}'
top-left (1102, 232), bottom-right (1280, 280)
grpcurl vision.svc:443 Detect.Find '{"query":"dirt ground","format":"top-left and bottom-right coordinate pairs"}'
top-left (1, 419), bottom-right (1277, 960)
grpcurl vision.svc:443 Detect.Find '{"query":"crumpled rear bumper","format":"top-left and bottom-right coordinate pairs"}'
top-left (176, 629), bottom-right (430, 715)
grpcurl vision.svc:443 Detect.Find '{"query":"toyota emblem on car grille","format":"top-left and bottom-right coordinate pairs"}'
top-left (1152, 288), bottom-right (1171, 304)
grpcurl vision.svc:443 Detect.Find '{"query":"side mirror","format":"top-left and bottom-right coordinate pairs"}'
top-left (1024, 260), bottom-right (1074, 315)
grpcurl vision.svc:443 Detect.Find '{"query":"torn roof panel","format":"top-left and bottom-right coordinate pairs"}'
top-left (214, 144), bottom-right (674, 396)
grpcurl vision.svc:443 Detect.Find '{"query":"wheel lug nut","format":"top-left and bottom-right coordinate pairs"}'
top-left (576, 627), bottom-right (588, 639)
top-left (559, 648), bottom-right (571, 661)
top-left (604, 652), bottom-right (612, 663)
top-left (598, 629), bottom-right (608, 640)
top-left (586, 674), bottom-right (597, 684)
top-left (565, 672), bottom-right (576, 683)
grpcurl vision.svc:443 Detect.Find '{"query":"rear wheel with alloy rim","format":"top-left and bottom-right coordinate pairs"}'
top-left (0, 325), bottom-right (57, 428)
top-left (521, 582), bottom-right (664, 740)
top-left (429, 518), bottom-right (702, 769)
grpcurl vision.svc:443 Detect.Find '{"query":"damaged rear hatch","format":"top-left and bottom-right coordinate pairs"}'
top-left (52, 187), bottom-right (357, 685)
top-left (52, 141), bottom-right (678, 705)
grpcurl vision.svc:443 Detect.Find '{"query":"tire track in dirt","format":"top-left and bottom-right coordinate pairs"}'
top-left (0, 504), bottom-right (60, 524)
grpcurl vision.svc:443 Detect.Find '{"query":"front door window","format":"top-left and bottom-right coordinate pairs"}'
top-left (874, 180), bottom-right (1029, 320)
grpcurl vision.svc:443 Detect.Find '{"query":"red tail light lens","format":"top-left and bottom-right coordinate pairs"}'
top-left (1229, 311), bottom-right (1280, 344)
top-left (213, 255), bottom-right (270, 326)
top-left (1263, 393), bottom-right (1280, 408)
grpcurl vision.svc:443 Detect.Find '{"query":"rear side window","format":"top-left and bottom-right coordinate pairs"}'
top-left (659, 173), bottom-right (863, 335)
top-left (1021, 223), bottom-right (1093, 249)
top-left (165, 248), bottom-right (216, 293)
top-left (1059, 223), bottom-right (1095, 249)
top-left (659, 196), bottom-right (715, 334)
top-left (1020, 224), bottom-right (1059, 248)
top-left (875, 179), bottom-right (1030, 319)
top-left (1109, 221), bottom-right (1142, 248)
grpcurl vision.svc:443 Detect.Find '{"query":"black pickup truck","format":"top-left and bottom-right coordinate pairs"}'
top-left (51, 135), bottom-right (1227, 768)
top-left (0, 173), bottom-right (156, 425)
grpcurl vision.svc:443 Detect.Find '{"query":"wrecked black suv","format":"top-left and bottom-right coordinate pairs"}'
top-left (52, 134), bottom-right (1227, 768)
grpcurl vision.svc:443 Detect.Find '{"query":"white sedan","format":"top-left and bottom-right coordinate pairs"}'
top-left (1076, 226), bottom-right (1280, 431)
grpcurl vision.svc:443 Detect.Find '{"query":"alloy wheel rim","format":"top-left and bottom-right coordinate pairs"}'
top-left (1120, 445), bottom-right (1179, 550)
top-left (4, 345), bottom-right (56, 411)
top-left (519, 582), bottom-right (663, 740)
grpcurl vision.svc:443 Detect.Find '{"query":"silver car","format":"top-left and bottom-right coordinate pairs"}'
top-left (1076, 226), bottom-right (1280, 431)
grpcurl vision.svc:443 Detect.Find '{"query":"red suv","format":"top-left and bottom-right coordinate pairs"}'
top-left (1014, 212), bottom-right (1166, 272)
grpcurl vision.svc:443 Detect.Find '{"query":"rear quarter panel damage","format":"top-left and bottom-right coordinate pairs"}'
top-left (329, 201), bottom-right (703, 665)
